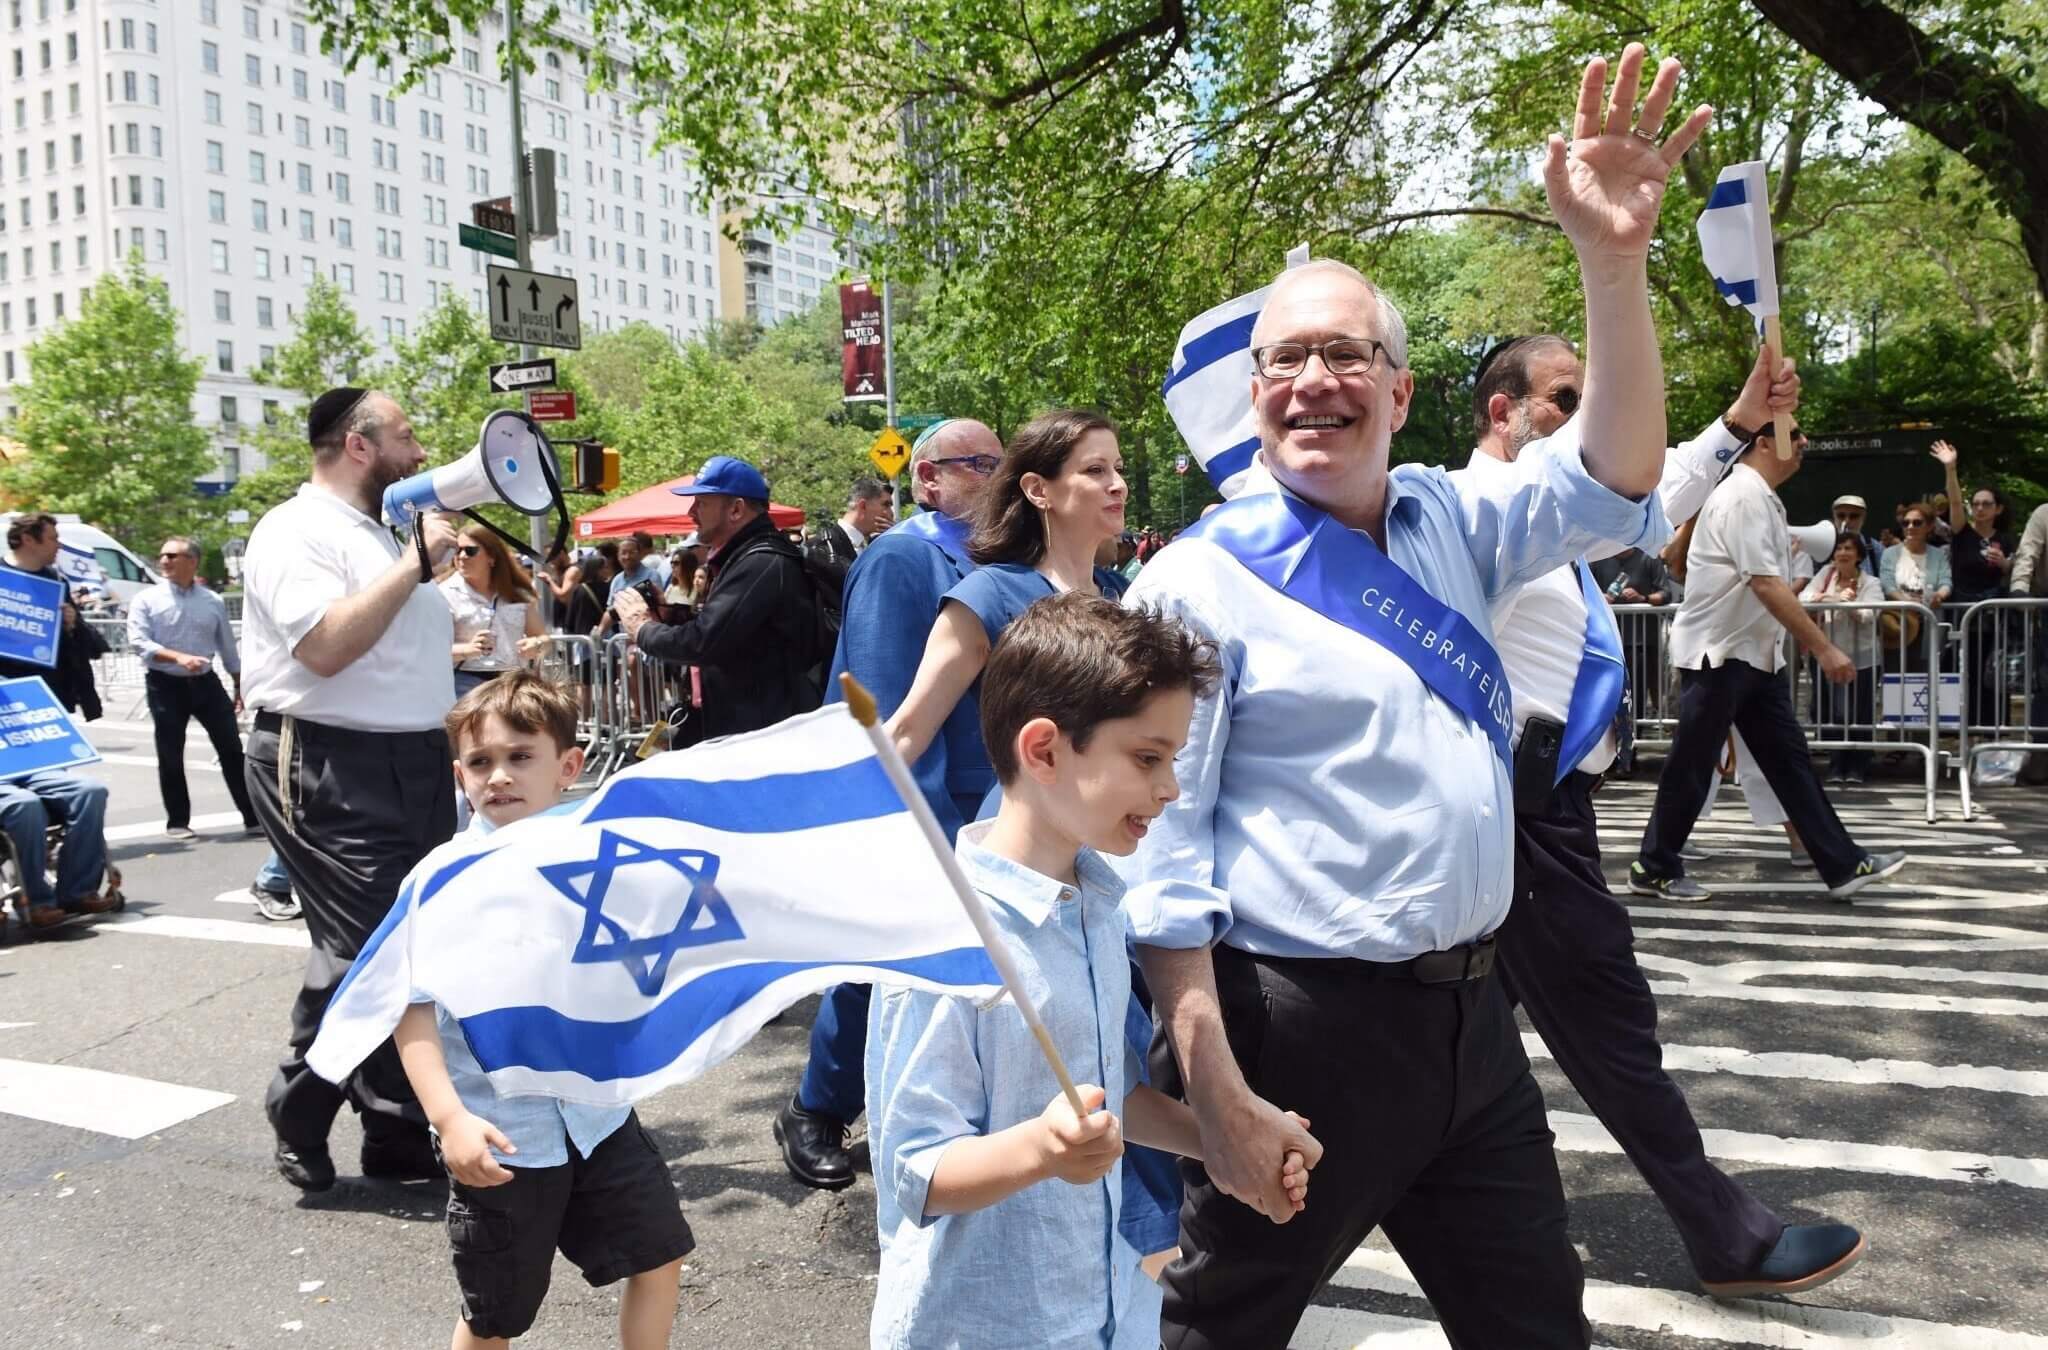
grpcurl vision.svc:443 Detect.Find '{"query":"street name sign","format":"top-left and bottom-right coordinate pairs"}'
top-left (487, 265), bottom-right (581, 350)
top-left (489, 357), bottom-right (559, 393)
top-left (471, 197), bottom-right (516, 234)
top-left (527, 390), bottom-right (578, 422)
top-left (459, 222), bottom-right (518, 259)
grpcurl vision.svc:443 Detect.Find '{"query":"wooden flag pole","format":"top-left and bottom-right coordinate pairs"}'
top-left (839, 673), bottom-right (1089, 1118)
top-left (1762, 313), bottom-right (1795, 459)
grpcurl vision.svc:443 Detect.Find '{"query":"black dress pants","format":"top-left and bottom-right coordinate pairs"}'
top-left (144, 670), bottom-right (256, 829)
top-left (1152, 945), bottom-right (1588, 1350)
top-left (246, 713), bottom-right (455, 1152)
top-left (1638, 661), bottom-right (1863, 886)
top-left (1499, 772), bottom-right (1781, 1283)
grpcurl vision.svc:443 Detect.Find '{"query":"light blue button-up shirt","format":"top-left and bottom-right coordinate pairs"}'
top-left (1117, 419), bottom-right (1665, 962)
top-left (866, 823), bottom-right (1158, 1350)
top-left (126, 579), bottom-right (240, 678)
top-left (427, 816), bottom-right (631, 1168)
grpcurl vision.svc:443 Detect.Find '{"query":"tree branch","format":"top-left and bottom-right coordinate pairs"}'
top-left (1358, 206), bottom-right (1560, 232)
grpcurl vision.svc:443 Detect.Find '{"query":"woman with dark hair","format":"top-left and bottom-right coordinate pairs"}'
top-left (1801, 533), bottom-right (1884, 782)
top-left (886, 408), bottom-right (1130, 771)
top-left (440, 523), bottom-right (548, 697)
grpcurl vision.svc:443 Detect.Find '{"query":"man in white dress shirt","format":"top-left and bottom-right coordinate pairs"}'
top-left (241, 386), bottom-right (459, 1193)
top-left (1466, 337), bottom-right (1867, 1299)
top-left (1633, 426), bottom-right (1908, 901)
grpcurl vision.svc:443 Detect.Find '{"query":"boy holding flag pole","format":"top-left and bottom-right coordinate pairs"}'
top-left (856, 594), bottom-right (1315, 1349)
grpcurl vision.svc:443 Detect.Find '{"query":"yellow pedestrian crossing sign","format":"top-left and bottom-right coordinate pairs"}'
top-left (869, 427), bottom-right (911, 479)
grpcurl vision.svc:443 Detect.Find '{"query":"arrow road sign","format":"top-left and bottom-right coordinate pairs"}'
top-left (487, 265), bottom-right (580, 350)
top-left (488, 358), bottom-right (558, 394)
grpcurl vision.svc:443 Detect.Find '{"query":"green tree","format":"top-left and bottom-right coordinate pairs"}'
top-left (232, 275), bottom-right (380, 520)
top-left (0, 253), bottom-right (215, 545)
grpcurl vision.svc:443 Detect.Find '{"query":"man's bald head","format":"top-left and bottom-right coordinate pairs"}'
top-left (911, 418), bottom-right (1002, 516)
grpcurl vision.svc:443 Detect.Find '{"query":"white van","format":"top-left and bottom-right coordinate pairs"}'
top-left (0, 513), bottom-right (161, 609)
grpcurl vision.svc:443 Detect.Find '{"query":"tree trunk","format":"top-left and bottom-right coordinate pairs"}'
top-left (1750, 0), bottom-right (2048, 323)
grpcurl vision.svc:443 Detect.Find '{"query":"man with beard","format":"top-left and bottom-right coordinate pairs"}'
top-left (1462, 338), bottom-right (1868, 1298)
top-left (241, 387), bottom-right (460, 1192)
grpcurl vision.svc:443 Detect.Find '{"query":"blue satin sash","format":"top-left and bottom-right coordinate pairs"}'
top-left (1184, 491), bottom-right (1515, 770)
top-left (893, 509), bottom-right (973, 569)
top-left (1559, 562), bottom-right (1627, 782)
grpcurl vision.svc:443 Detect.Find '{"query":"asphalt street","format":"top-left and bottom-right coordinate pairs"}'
top-left (3, 701), bottom-right (2045, 1348)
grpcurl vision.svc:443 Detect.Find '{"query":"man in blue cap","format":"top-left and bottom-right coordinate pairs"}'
top-left (773, 417), bottom-right (1004, 1189)
top-left (612, 455), bottom-right (826, 740)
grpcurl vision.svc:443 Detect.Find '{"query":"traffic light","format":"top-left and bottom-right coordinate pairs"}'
top-left (570, 440), bottom-right (619, 494)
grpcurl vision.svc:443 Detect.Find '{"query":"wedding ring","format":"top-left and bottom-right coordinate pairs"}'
top-left (1628, 127), bottom-right (1660, 144)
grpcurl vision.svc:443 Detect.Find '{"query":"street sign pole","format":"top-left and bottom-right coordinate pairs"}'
top-left (506, 0), bottom-right (547, 560)
top-left (881, 209), bottom-right (902, 516)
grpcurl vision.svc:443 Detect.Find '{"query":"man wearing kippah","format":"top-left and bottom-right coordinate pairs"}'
top-left (241, 387), bottom-right (461, 1192)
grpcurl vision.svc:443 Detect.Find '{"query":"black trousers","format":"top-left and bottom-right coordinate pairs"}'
top-left (1153, 945), bottom-right (1587, 1350)
top-left (246, 714), bottom-right (456, 1151)
top-left (1500, 773), bottom-right (1781, 1283)
top-left (1638, 661), bottom-right (1863, 886)
top-left (143, 670), bottom-right (256, 829)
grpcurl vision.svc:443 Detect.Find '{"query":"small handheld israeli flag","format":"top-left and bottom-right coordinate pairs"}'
top-left (1695, 161), bottom-right (1778, 331)
top-left (1161, 245), bottom-right (1309, 498)
top-left (307, 705), bottom-right (1004, 1107)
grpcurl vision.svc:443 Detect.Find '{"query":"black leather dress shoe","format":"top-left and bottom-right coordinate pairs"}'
top-left (360, 1131), bottom-right (441, 1182)
top-left (773, 1095), bottom-right (855, 1191)
top-left (1700, 1223), bottom-right (1866, 1298)
top-left (275, 1137), bottom-right (336, 1192)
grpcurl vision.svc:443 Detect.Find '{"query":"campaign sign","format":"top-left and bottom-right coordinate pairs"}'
top-left (0, 677), bottom-right (100, 782)
top-left (0, 568), bottom-right (66, 669)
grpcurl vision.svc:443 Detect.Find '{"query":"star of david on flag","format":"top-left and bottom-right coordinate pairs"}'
top-left (306, 705), bottom-right (1004, 1107)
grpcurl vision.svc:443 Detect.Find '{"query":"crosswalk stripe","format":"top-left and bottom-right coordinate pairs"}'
top-left (103, 811), bottom-right (247, 843)
top-left (100, 913), bottom-right (309, 948)
top-left (0, 1057), bottom-right (235, 1139)
top-left (1550, 1109), bottom-right (2048, 1189)
top-left (1327, 1247), bottom-right (2048, 1349)
top-left (1637, 952), bottom-right (2048, 1017)
top-left (1289, 1306), bottom-right (1624, 1350)
top-left (1631, 926), bottom-right (2048, 954)
top-left (1523, 1032), bottom-right (2048, 1095)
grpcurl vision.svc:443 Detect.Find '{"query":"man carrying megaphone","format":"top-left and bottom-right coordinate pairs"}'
top-left (240, 386), bottom-right (462, 1195)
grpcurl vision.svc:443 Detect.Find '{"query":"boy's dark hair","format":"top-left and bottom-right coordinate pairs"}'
top-left (980, 593), bottom-right (1219, 784)
top-left (445, 671), bottom-right (580, 758)
top-left (6, 512), bottom-right (57, 550)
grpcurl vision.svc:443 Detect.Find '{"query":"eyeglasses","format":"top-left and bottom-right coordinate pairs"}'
top-left (1536, 387), bottom-right (1580, 417)
top-left (1251, 338), bottom-right (1391, 379)
top-left (1904, 517), bottom-right (1929, 527)
top-left (931, 454), bottom-right (1000, 476)
top-left (455, 544), bottom-right (484, 558)
top-left (157, 552), bottom-right (190, 561)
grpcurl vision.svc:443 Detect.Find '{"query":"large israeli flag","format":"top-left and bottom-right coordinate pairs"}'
top-left (1160, 245), bottom-right (1308, 498)
top-left (1695, 161), bottom-right (1779, 327)
top-left (306, 706), bottom-right (1003, 1106)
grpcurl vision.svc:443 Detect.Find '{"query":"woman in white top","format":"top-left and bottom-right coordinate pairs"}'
top-left (440, 524), bottom-right (548, 697)
top-left (1801, 533), bottom-right (1884, 782)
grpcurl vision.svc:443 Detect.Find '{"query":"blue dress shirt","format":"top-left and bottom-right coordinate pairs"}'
top-left (425, 816), bottom-right (631, 1167)
top-left (1117, 419), bottom-right (1665, 962)
top-left (866, 824), bottom-right (1158, 1349)
top-left (828, 513), bottom-right (992, 839)
top-left (127, 579), bottom-right (240, 678)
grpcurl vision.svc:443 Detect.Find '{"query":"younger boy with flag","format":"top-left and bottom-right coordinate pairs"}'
top-left (391, 674), bottom-right (693, 1350)
top-left (866, 594), bottom-right (1316, 1349)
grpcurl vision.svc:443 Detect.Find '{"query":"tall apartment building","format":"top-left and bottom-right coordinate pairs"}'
top-left (0, 0), bottom-right (725, 489)
top-left (718, 193), bottom-right (864, 330)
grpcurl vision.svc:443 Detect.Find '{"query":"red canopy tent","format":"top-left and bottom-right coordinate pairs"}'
top-left (573, 473), bottom-right (806, 542)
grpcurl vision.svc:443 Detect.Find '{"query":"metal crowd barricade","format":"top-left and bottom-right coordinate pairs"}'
top-left (527, 633), bottom-right (608, 786)
top-left (1955, 598), bottom-right (2048, 819)
top-left (1609, 599), bottom-right (1941, 821)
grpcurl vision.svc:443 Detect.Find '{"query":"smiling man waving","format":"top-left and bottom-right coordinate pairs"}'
top-left (1118, 46), bottom-right (1710, 1349)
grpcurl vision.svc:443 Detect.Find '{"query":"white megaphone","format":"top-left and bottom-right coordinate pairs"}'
top-left (1792, 519), bottom-right (1839, 566)
top-left (382, 409), bottom-right (561, 528)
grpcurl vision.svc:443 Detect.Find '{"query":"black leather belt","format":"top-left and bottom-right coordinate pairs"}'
top-left (251, 710), bottom-right (443, 744)
top-left (1371, 938), bottom-right (1497, 985)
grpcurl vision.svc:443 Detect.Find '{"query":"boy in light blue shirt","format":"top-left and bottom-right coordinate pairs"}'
top-left (867, 594), bottom-right (1317, 1349)
top-left (390, 674), bottom-right (694, 1350)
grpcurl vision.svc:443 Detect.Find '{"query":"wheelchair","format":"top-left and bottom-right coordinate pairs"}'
top-left (0, 820), bottom-right (124, 945)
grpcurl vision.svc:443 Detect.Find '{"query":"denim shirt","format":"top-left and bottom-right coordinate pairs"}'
top-left (866, 823), bottom-right (1157, 1349)
top-left (427, 815), bottom-right (631, 1168)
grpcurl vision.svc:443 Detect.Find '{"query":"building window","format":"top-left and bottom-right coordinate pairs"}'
top-left (241, 5), bottom-right (258, 39)
top-left (248, 150), bottom-right (264, 183)
top-left (254, 246), bottom-right (270, 278)
top-left (210, 239), bottom-right (229, 271)
top-left (216, 340), bottom-right (233, 372)
top-left (212, 289), bottom-right (231, 321)
top-left (298, 209), bottom-right (313, 239)
top-left (290, 22), bottom-right (305, 54)
top-left (331, 127), bottom-right (347, 158)
top-left (293, 115), bottom-right (309, 147)
top-left (335, 217), bottom-right (351, 247)
top-left (203, 91), bottom-right (221, 125)
top-left (246, 101), bottom-right (263, 134)
top-left (207, 189), bottom-right (225, 222)
top-left (332, 261), bottom-right (353, 292)
top-left (291, 68), bottom-right (307, 100)
top-left (220, 395), bottom-right (238, 423)
top-left (250, 199), bottom-right (267, 230)
top-left (296, 162), bottom-right (312, 193)
top-left (244, 53), bottom-right (260, 87)
top-left (256, 296), bottom-right (272, 327)
top-left (332, 171), bottom-right (349, 203)
top-left (201, 41), bottom-right (218, 74)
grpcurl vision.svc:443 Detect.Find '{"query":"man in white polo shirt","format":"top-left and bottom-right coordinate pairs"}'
top-left (241, 386), bottom-right (459, 1193)
top-left (1632, 424), bottom-right (1907, 902)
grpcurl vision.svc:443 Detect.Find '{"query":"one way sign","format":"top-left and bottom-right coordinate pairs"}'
top-left (486, 265), bottom-right (581, 351)
top-left (488, 357), bottom-right (557, 393)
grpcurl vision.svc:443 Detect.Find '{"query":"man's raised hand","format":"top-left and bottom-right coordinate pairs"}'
top-left (1543, 44), bottom-right (1713, 262)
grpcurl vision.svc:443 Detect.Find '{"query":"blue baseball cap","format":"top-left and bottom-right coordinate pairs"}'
top-left (672, 454), bottom-right (770, 501)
